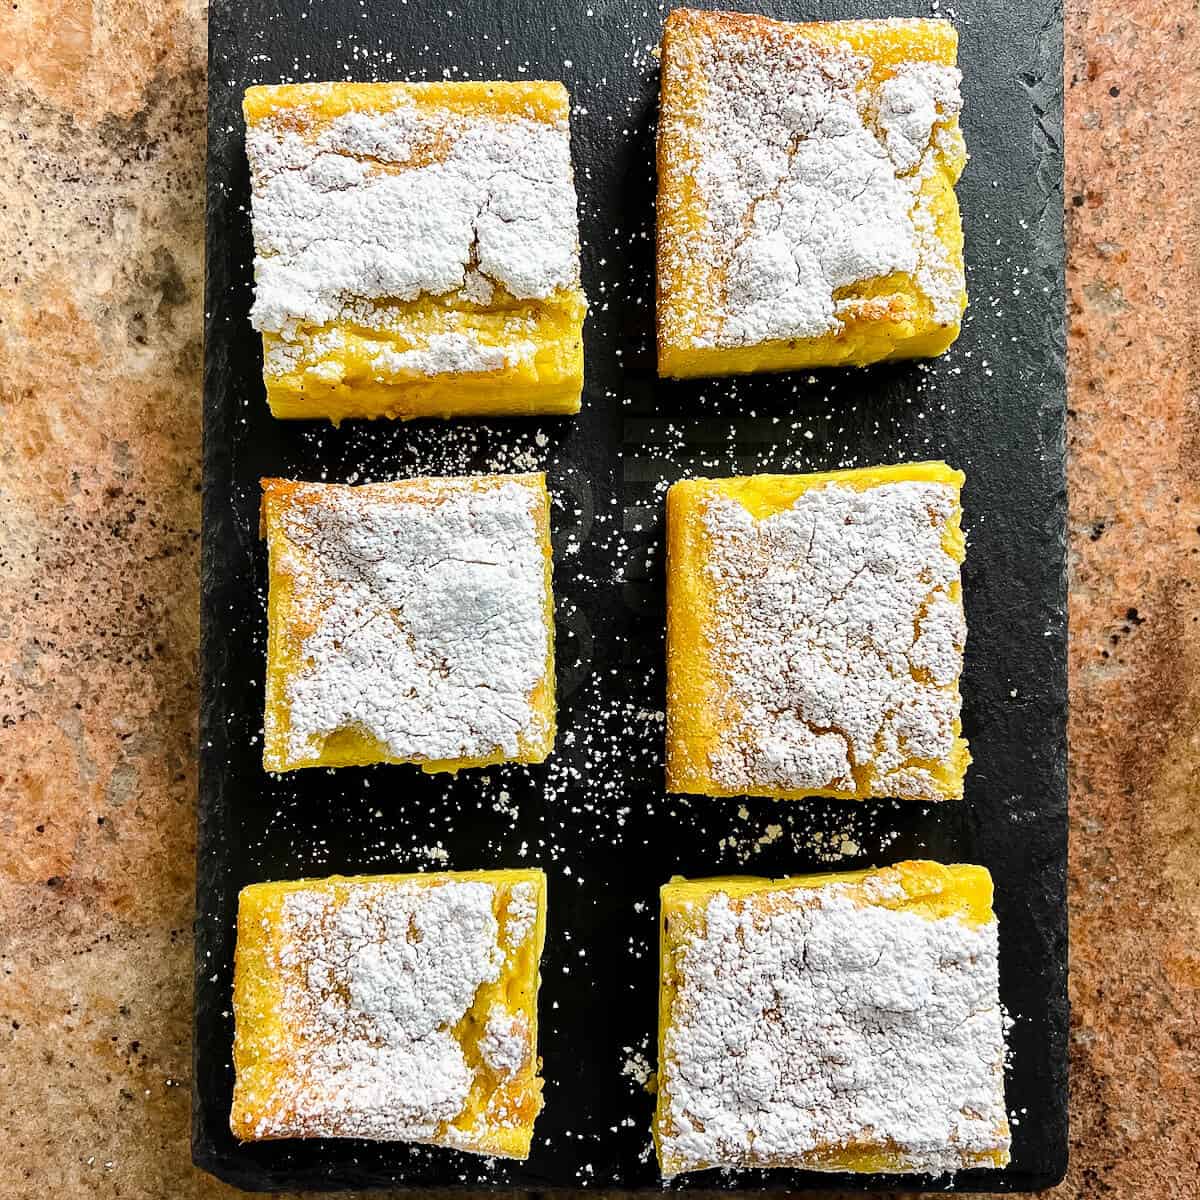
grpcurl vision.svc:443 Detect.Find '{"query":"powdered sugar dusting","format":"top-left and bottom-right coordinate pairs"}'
top-left (247, 878), bottom-right (512, 1142)
top-left (658, 874), bottom-right (1009, 1176)
top-left (265, 474), bottom-right (551, 769)
top-left (694, 478), bottom-right (965, 799)
top-left (245, 84), bottom-right (581, 335)
top-left (659, 15), bottom-right (964, 349)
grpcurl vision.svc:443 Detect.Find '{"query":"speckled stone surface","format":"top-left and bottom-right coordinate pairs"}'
top-left (1060, 1), bottom-right (1200, 1194)
top-left (0, 2), bottom-right (1196, 1197)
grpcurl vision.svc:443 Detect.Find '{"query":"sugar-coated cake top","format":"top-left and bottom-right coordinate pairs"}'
top-left (659, 874), bottom-right (1009, 1176)
top-left (659, 13), bottom-right (963, 349)
top-left (251, 877), bottom-right (539, 1140)
top-left (698, 479), bottom-right (964, 799)
top-left (245, 85), bottom-right (581, 333)
top-left (271, 475), bottom-right (550, 766)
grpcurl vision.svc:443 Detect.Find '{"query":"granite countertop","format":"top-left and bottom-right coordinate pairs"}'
top-left (1, 1), bottom-right (1196, 1196)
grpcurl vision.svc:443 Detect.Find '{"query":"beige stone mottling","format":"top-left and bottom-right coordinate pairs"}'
top-left (1060, 0), bottom-right (1200, 1195)
top-left (0, 0), bottom-right (222, 1196)
top-left (0, 0), bottom-right (1198, 1198)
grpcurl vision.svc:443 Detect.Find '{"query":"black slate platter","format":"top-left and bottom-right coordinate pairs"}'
top-left (196, 0), bottom-right (1068, 1191)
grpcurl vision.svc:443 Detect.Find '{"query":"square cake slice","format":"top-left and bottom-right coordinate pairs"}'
top-left (655, 861), bottom-right (1011, 1178)
top-left (261, 473), bottom-right (555, 772)
top-left (231, 869), bottom-right (547, 1156)
top-left (666, 462), bottom-right (969, 801)
top-left (656, 10), bottom-right (967, 378)
top-left (243, 81), bottom-right (587, 419)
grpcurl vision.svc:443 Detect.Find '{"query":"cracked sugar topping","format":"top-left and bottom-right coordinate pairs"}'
top-left (659, 878), bottom-right (1009, 1176)
top-left (272, 475), bottom-right (550, 766)
top-left (260, 878), bottom-right (526, 1141)
top-left (245, 87), bottom-right (581, 334)
top-left (661, 16), bottom-right (963, 348)
top-left (699, 480), bottom-right (964, 799)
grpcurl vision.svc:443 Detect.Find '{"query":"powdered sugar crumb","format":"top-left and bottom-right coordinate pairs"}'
top-left (370, 333), bottom-right (537, 378)
top-left (504, 880), bottom-right (540, 948)
top-left (478, 1004), bottom-right (531, 1077)
top-left (621, 1050), bottom-right (652, 1087)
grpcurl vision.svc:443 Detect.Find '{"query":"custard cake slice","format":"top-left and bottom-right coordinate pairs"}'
top-left (244, 81), bottom-right (587, 419)
top-left (261, 473), bottom-right (555, 772)
top-left (666, 462), bottom-right (969, 801)
top-left (655, 861), bottom-right (1011, 1177)
top-left (231, 869), bottom-right (547, 1156)
top-left (656, 10), bottom-right (967, 377)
